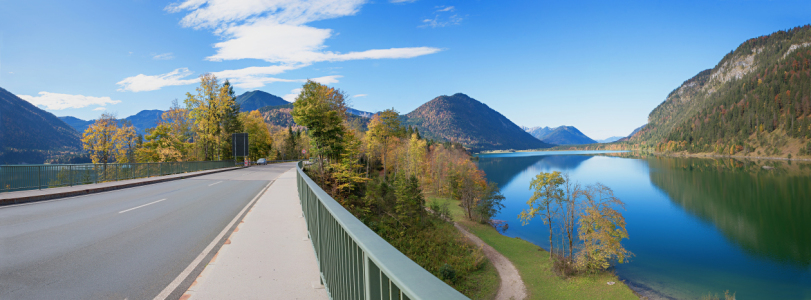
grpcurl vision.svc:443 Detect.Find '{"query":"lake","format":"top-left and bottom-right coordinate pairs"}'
top-left (476, 151), bottom-right (811, 299)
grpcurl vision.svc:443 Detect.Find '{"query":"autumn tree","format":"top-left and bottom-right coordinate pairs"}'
top-left (366, 109), bottom-right (404, 177)
top-left (291, 80), bottom-right (348, 175)
top-left (519, 171), bottom-right (565, 261)
top-left (575, 183), bottom-right (632, 273)
top-left (184, 74), bottom-right (241, 160)
top-left (82, 112), bottom-right (119, 164)
top-left (114, 120), bottom-right (138, 163)
top-left (240, 110), bottom-right (273, 162)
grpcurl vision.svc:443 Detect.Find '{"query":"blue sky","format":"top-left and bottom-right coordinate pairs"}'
top-left (1, 0), bottom-right (810, 140)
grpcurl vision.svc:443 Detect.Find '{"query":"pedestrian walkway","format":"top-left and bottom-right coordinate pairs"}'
top-left (183, 168), bottom-right (327, 300)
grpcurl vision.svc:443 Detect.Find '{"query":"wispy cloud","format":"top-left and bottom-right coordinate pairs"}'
top-left (353, 94), bottom-right (368, 98)
top-left (421, 6), bottom-right (463, 28)
top-left (116, 68), bottom-right (199, 92)
top-left (166, 0), bottom-right (441, 64)
top-left (93, 107), bottom-right (107, 111)
top-left (18, 92), bottom-right (121, 110)
top-left (390, 0), bottom-right (418, 3)
top-left (153, 52), bottom-right (175, 60)
top-left (117, 68), bottom-right (344, 92)
top-left (436, 6), bottom-right (454, 12)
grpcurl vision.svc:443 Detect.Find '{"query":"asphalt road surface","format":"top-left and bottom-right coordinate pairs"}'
top-left (0, 163), bottom-right (297, 300)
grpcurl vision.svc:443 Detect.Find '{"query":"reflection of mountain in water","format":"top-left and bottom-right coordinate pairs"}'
top-left (647, 157), bottom-right (811, 267)
top-left (477, 154), bottom-right (593, 186)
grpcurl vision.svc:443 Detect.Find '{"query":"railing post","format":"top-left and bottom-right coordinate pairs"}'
top-left (38, 166), bottom-right (42, 190)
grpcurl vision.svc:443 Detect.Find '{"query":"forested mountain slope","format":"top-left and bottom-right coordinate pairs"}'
top-left (404, 93), bottom-right (552, 151)
top-left (237, 90), bottom-right (289, 112)
top-left (1, 87), bottom-right (82, 163)
top-left (629, 25), bottom-right (811, 157)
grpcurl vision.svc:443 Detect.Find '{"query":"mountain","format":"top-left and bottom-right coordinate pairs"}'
top-left (404, 93), bottom-right (552, 151)
top-left (237, 90), bottom-right (289, 112)
top-left (257, 103), bottom-right (371, 131)
top-left (347, 108), bottom-right (374, 118)
top-left (59, 109), bottom-right (163, 136)
top-left (628, 25), bottom-right (811, 157)
top-left (524, 125), bottom-right (597, 145)
top-left (596, 136), bottom-right (624, 143)
top-left (124, 110), bottom-right (162, 136)
top-left (58, 116), bottom-right (94, 134)
top-left (1, 87), bottom-right (82, 164)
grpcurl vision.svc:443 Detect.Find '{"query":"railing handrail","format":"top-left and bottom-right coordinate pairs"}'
top-left (0, 160), bottom-right (235, 167)
top-left (296, 161), bottom-right (468, 300)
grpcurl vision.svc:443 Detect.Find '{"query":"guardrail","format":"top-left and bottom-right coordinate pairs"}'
top-left (1, 161), bottom-right (237, 193)
top-left (296, 162), bottom-right (468, 300)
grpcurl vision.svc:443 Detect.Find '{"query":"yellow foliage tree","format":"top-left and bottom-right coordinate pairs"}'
top-left (240, 110), bottom-right (273, 162)
top-left (82, 112), bottom-right (119, 164)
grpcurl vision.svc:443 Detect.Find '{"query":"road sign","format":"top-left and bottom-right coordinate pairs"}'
top-left (233, 133), bottom-right (248, 157)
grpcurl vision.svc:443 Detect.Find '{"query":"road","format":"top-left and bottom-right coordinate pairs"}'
top-left (0, 163), bottom-right (297, 300)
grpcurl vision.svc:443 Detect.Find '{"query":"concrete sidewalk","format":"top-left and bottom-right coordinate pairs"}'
top-left (0, 166), bottom-right (242, 206)
top-left (184, 169), bottom-right (326, 300)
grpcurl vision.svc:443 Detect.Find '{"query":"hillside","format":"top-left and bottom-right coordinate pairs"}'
top-left (524, 125), bottom-right (597, 145)
top-left (237, 90), bottom-right (289, 112)
top-left (1, 87), bottom-right (82, 164)
top-left (628, 25), bottom-right (811, 157)
top-left (257, 103), bottom-right (370, 131)
top-left (59, 116), bottom-right (94, 134)
top-left (404, 93), bottom-right (552, 151)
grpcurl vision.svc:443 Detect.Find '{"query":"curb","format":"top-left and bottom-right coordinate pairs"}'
top-left (0, 167), bottom-right (244, 207)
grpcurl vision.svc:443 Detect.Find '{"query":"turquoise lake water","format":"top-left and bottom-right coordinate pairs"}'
top-left (476, 151), bottom-right (811, 299)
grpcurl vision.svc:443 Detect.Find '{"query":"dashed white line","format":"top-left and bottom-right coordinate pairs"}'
top-left (208, 181), bottom-right (223, 187)
top-left (118, 199), bottom-right (167, 214)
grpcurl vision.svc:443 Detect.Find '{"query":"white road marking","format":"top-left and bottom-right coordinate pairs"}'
top-left (152, 179), bottom-right (274, 300)
top-left (208, 181), bottom-right (223, 187)
top-left (118, 199), bottom-right (167, 214)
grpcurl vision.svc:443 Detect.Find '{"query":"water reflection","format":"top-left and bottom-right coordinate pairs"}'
top-left (646, 156), bottom-right (811, 267)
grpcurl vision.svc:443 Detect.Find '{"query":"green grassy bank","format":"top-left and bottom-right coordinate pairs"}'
top-left (429, 197), bottom-right (638, 300)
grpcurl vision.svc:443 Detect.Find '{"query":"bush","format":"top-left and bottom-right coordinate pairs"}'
top-left (439, 263), bottom-right (457, 283)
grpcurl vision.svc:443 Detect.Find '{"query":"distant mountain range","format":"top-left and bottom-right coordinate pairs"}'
top-left (236, 90), bottom-right (289, 112)
top-left (59, 109), bottom-right (162, 136)
top-left (523, 125), bottom-right (597, 145)
top-left (1, 86), bottom-right (82, 164)
top-left (405, 93), bottom-right (551, 151)
top-left (596, 136), bottom-right (624, 143)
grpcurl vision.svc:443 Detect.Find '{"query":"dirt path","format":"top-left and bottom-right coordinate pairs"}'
top-left (454, 223), bottom-right (527, 300)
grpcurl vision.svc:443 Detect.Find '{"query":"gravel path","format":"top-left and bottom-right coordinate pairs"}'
top-left (454, 223), bottom-right (527, 300)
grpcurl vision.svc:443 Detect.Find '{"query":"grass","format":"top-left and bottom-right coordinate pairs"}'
top-left (429, 197), bottom-right (639, 300)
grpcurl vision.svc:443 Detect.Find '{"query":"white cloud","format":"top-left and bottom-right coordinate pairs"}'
top-left (310, 75), bottom-right (342, 85)
top-left (8, 72), bottom-right (12, 74)
top-left (283, 88), bottom-right (303, 102)
top-left (436, 6), bottom-right (454, 12)
top-left (93, 107), bottom-right (107, 111)
top-left (390, 0), bottom-right (417, 3)
top-left (167, 0), bottom-right (441, 64)
top-left (116, 68), bottom-right (199, 92)
top-left (153, 52), bottom-right (175, 60)
top-left (18, 92), bottom-right (122, 110)
top-left (421, 6), bottom-right (462, 28)
top-left (353, 94), bottom-right (367, 98)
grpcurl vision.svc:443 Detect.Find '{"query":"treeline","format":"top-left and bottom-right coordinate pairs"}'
top-left (80, 75), bottom-right (278, 164)
top-left (292, 80), bottom-right (504, 295)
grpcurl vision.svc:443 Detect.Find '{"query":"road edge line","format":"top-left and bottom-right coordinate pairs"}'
top-left (152, 178), bottom-right (275, 300)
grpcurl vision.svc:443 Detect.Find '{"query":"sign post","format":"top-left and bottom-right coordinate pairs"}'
top-left (232, 133), bottom-right (249, 166)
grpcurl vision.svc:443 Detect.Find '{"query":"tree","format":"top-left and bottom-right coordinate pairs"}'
top-left (136, 124), bottom-right (185, 162)
top-left (576, 183), bottom-right (632, 273)
top-left (395, 174), bottom-right (426, 227)
top-left (240, 110), bottom-right (273, 162)
top-left (291, 80), bottom-right (348, 176)
top-left (82, 112), bottom-right (119, 164)
top-left (366, 109), bottom-right (403, 177)
top-left (114, 121), bottom-right (137, 163)
top-left (184, 74), bottom-right (240, 160)
top-left (474, 182), bottom-right (506, 224)
top-left (560, 173), bottom-right (582, 261)
top-left (519, 171), bottom-right (565, 261)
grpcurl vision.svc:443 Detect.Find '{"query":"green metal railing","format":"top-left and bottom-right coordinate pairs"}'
top-left (296, 162), bottom-right (468, 300)
top-left (1, 161), bottom-right (237, 193)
